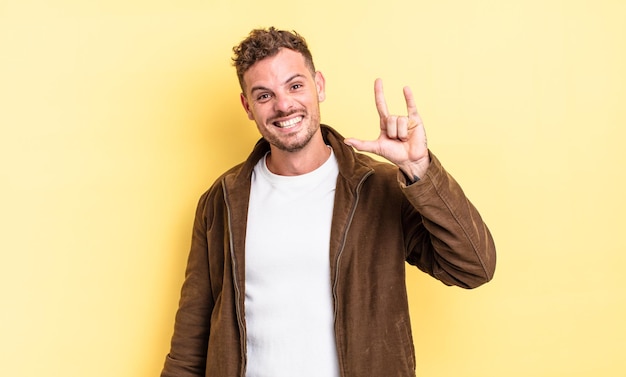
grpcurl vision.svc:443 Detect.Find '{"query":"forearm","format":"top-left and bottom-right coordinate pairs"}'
top-left (402, 152), bottom-right (496, 288)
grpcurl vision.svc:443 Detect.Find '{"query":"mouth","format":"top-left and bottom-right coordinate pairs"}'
top-left (273, 116), bottom-right (303, 129)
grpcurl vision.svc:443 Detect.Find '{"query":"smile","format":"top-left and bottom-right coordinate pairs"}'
top-left (274, 116), bottom-right (303, 129)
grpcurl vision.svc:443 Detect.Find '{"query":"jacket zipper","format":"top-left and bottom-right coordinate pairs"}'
top-left (222, 183), bottom-right (247, 377)
top-left (332, 171), bottom-right (373, 376)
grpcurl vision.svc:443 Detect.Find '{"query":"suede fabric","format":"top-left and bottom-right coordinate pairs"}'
top-left (161, 125), bottom-right (496, 377)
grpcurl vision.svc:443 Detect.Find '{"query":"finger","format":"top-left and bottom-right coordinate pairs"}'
top-left (403, 85), bottom-right (420, 119)
top-left (374, 78), bottom-right (389, 124)
top-left (386, 115), bottom-right (399, 139)
top-left (396, 116), bottom-right (409, 141)
top-left (344, 138), bottom-right (379, 154)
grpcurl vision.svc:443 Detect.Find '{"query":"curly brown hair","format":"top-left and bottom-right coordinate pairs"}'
top-left (232, 27), bottom-right (316, 91)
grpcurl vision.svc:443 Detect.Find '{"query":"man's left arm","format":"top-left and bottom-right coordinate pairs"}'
top-left (399, 152), bottom-right (496, 288)
top-left (345, 78), bottom-right (495, 288)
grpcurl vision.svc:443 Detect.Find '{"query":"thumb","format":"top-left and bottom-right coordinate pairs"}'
top-left (344, 138), bottom-right (379, 154)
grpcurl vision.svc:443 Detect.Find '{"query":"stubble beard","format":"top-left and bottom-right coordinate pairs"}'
top-left (263, 110), bottom-right (321, 153)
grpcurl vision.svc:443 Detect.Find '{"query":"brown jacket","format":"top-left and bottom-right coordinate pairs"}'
top-left (161, 125), bottom-right (496, 377)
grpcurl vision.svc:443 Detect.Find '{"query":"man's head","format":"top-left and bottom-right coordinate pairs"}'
top-left (232, 27), bottom-right (316, 92)
top-left (232, 27), bottom-right (326, 155)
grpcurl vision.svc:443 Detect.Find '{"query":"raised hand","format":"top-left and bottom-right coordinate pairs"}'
top-left (344, 78), bottom-right (430, 181)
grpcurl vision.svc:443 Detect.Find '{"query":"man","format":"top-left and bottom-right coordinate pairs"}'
top-left (161, 27), bottom-right (496, 377)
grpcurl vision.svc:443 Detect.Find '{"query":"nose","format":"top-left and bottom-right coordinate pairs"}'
top-left (273, 91), bottom-right (294, 113)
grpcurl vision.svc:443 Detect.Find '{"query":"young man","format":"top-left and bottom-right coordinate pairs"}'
top-left (161, 27), bottom-right (496, 377)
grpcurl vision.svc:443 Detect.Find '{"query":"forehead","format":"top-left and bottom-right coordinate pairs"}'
top-left (242, 49), bottom-right (312, 91)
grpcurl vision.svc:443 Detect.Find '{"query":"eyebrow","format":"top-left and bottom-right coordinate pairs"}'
top-left (249, 73), bottom-right (306, 95)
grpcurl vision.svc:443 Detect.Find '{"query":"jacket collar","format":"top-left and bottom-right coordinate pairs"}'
top-left (226, 124), bottom-right (373, 190)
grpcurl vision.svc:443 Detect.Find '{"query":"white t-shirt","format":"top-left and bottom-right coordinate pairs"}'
top-left (244, 148), bottom-right (340, 377)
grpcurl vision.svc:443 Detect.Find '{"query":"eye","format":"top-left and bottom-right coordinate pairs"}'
top-left (256, 93), bottom-right (271, 102)
top-left (291, 83), bottom-right (303, 90)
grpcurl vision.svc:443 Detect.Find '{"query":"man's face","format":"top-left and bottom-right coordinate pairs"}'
top-left (240, 48), bottom-right (326, 153)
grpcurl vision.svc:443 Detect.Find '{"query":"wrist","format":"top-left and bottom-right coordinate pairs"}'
top-left (398, 158), bottom-right (430, 184)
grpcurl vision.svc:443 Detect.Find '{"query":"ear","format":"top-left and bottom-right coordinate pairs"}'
top-left (315, 71), bottom-right (326, 102)
top-left (240, 92), bottom-right (254, 120)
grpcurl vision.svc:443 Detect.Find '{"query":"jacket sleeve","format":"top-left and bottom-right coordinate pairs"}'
top-left (401, 152), bottom-right (496, 288)
top-left (161, 192), bottom-right (214, 377)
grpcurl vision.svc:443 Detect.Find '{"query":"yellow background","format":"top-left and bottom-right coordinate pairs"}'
top-left (1, 0), bottom-right (625, 376)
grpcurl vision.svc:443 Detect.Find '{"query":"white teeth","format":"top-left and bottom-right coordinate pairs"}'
top-left (275, 116), bottom-right (302, 128)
